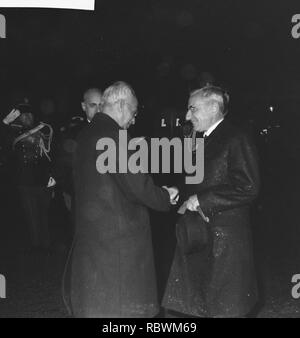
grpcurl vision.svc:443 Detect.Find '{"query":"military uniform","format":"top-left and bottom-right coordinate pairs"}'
top-left (2, 120), bottom-right (53, 250)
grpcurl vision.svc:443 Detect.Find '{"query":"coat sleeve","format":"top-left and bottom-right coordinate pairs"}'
top-left (197, 132), bottom-right (260, 216)
top-left (96, 130), bottom-right (171, 212)
top-left (113, 171), bottom-right (171, 212)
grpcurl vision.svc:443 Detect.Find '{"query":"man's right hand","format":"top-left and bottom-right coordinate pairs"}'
top-left (3, 109), bottom-right (21, 125)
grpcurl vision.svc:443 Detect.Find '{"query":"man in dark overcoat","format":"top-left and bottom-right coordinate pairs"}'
top-left (162, 86), bottom-right (260, 318)
top-left (55, 87), bottom-right (103, 210)
top-left (70, 81), bottom-right (178, 317)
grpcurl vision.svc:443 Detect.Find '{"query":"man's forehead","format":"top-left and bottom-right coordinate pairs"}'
top-left (188, 94), bottom-right (204, 105)
top-left (86, 92), bottom-right (102, 103)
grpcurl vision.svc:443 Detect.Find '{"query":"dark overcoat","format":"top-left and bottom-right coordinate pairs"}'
top-left (162, 120), bottom-right (260, 318)
top-left (70, 113), bottom-right (170, 318)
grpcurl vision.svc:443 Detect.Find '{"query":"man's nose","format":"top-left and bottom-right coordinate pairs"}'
top-left (97, 105), bottom-right (101, 113)
top-left (186, 110), bottom-right (191, 120)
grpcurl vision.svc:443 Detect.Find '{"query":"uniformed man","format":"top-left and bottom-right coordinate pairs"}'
top-left (2, 101), bottom-right (54, 252)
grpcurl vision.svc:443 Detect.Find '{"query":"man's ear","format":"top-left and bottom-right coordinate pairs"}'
top-left (118, 99), bottom-right (127, 117)
top-left (81, 102), bottom-right (86, 111)
top-left (119, 99), bottom-right (126, 112)
top-left (211, 102), bottom-right (219, 115)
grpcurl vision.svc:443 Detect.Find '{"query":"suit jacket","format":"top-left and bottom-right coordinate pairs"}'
top-left (69, 113), bottom-right (171, 317)
top-left (162, 119), bottom-right (260, 317)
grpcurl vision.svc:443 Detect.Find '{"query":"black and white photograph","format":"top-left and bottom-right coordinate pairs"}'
top-left (0, 0), bottom-right (300, 321)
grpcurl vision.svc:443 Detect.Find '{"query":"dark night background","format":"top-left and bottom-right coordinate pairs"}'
top-left (0, 0), bottom-right (300, 137)
top-left (0, 0), bottom-right (300, 317)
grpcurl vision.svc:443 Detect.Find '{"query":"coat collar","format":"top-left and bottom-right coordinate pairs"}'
top-left (204, 118), bottom-right (231, 147)
top-left (92, 112), bottom-right (121, 131)
top-left (204, 118), bottom-right (224, 137)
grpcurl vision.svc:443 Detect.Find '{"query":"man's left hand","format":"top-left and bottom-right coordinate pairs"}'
top-left (186, 194), bottom-right (200, 211)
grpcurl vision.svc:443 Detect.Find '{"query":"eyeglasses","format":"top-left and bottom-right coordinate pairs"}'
top-left (87, 103), bottom-right (102, 109)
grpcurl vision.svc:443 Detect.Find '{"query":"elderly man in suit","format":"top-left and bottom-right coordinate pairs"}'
top-left (70, 81), bottom-right (178, 317)
top-left (162, 85), bottom-right (260, 318)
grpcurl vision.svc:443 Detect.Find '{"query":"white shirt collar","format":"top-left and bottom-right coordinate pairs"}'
top-left (204, 118), bottom-right (224, 137)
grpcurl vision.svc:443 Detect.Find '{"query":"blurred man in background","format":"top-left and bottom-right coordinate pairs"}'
top-left (55, 88), bottom-right (103, 211)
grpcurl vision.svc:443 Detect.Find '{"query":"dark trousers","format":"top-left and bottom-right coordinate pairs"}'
top-left (18, 185), bottom-right (51, 249)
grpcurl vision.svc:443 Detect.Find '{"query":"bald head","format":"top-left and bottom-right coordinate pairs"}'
top-left (81, 88), bottom-right (102, 122)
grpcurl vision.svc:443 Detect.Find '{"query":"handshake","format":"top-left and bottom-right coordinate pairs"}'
top-left (163, 186), bottom-right (180, 205)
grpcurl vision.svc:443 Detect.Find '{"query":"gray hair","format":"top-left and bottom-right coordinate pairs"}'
top-left (190, 85), bottom-right (229, 115)
top-left (102, 81), bottom-right (136, 106)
